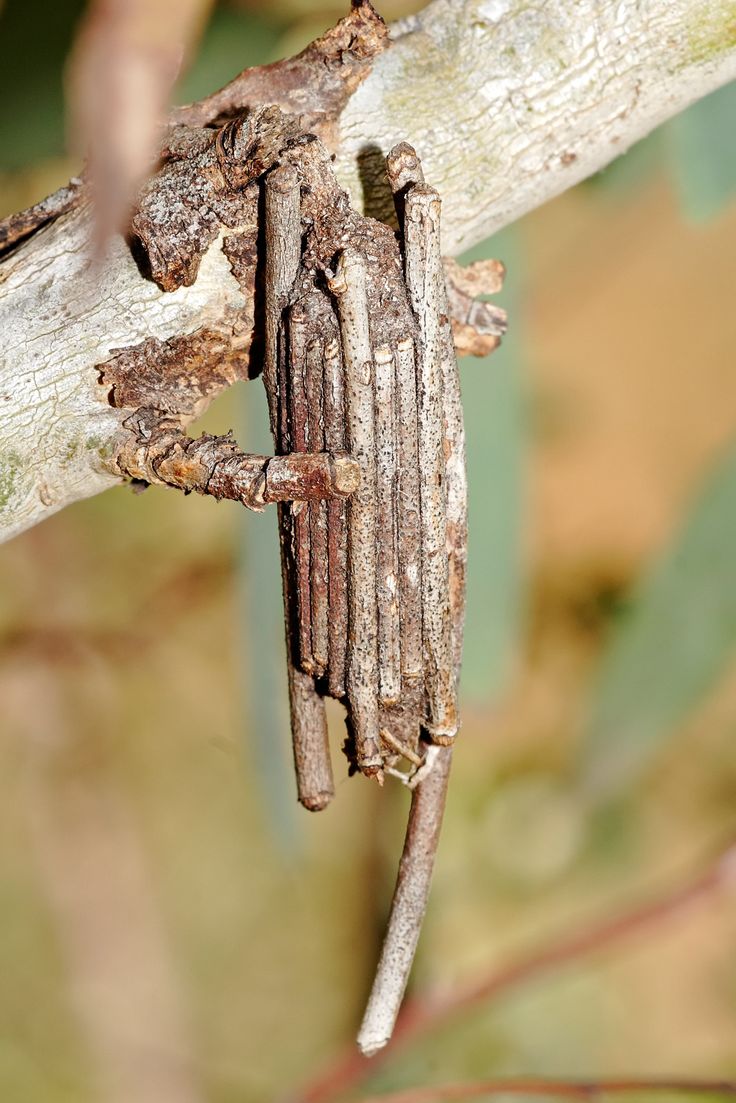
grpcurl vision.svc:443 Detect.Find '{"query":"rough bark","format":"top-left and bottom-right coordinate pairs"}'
top-left (1, 0), bottom-right (735, 541)
top-left (252, 136), bottom-right (466, 1050)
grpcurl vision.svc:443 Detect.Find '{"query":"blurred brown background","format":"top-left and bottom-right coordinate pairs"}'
top-left (1, 2), bottom-right (736, 1101)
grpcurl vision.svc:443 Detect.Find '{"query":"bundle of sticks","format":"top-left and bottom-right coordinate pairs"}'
top-left (258, 129), bottom-right (501, 1053)
top-left (263, 138), bottom-right (464, 793)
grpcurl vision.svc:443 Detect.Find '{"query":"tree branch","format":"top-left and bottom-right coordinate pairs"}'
top-left (334, 0), bottom-right (736, 252)
top-left (356, 1078), bottom-right (736, 1101)
top-left (2, 0), bottom-right (735, 540)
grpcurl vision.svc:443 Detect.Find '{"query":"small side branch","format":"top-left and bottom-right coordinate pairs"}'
top-left (115, 410), bottom-right (359, 510)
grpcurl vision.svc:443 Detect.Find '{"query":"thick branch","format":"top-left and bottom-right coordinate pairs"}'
top-left (2, 0), bottom-right (735, 540)
top-left (335, 0), bottom-right (736, 252)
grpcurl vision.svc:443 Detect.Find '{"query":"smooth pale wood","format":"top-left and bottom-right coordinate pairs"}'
top-left (336, 0), bottom-right (736, 253)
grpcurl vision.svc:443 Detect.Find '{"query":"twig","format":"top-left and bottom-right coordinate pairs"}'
top-left (264, 162), bottom-right (302, 437)
top-left (403, 185), bottom-right (456, 743)
top-left (357, 745), bottom-right (453, 1056)
top-left (263, 159), bottom-right (334, 813)
top-left (356, 1077), bottom-right (736, 1101)
top-left (307, 338), bottom-right (330, 675)
top-left (116, 411), bottom-right (359, 508)
top-left (289, 306), bottom-right (317, 673)
top-left (292, 841), bottom-right (736, 1102)
top-left (322, 336), bottom-right (350, 700)
top-left (328, 248), bottom-right (382, 777)
top-left (394, 337), bottom-right (423, 683)
top-left (374, 346), bottom-right (401, 706)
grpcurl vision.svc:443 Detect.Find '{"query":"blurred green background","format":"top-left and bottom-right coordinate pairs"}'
top-left (1, 2), bottom-right (736, 1101)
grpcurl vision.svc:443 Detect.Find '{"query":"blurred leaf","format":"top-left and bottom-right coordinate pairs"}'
top-left (0, 0), bottom-right (85, 170)
top-left (175, 6), bottom-right (281, 104)
top-left (458, 227), bottom-right (525, 704)
top-left (67, 0), bottom-right (215, 239)
top-left (586, 128), bottom-right (664, 198)
top-left (582, 442), bottom-right (736, 799)
top-left (667, 81), bottom-right (736, 222)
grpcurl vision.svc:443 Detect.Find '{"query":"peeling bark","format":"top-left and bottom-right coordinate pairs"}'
top-left (172, 0), bottom-right (389, 144)
top-left (3, 0), bottom-right (730, 540)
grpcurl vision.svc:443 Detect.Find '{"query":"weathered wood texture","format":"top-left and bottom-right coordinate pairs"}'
top-left (2, 0), bottom-right (733, 540)
top-left (256, 134), bottom-right (468, 1050)
top-left (257, 131), bottom-right (467, 784)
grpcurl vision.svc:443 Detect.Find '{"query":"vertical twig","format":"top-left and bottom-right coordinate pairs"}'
top-left (403, 185), bottom-right (457, 743)
top-left (264, 163), bottom-right (301, 438)
top-left (394, 337), bottom-right (423, 682)
top-left (386, 141), bottom-right (425, 214)
top-left (306, 337), bottom-right (329, 675)
top-left (388, 143), bottom-right (468, 676)
top-left (328, 249), bottom-right (383, 776)
top-left (264, 163), bottom-right (333, 811)
top-left (288, 305), bottom-right (315, 674)
top-left (285, 653), bottom-right (334, 811)
top-left (357, 745), bottom-right (453, 1055)
top-left (374, 346), bottom-right (401, 705)
top-left (322, 335), bottom-right (350, 699)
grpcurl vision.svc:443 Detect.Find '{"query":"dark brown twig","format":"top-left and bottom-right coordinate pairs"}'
top-left (307, 339), bottom-right (330, 675)
top-left (264, 159), bottom-right (333, 812)
top-left (323, 336), bottom-right (350, 700)
top-left (289, 307), bottom-right (317, 673)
